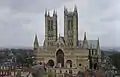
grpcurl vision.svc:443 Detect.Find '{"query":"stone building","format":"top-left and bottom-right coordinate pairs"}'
top-left (33, 6), bottom-right (101, 76)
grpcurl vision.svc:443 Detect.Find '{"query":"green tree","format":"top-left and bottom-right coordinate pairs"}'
top-left (109, 53), bottom-right (120, 70)
top-left (48, 71), bottom-right (56, 77)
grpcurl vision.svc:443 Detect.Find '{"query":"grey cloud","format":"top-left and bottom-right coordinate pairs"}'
top-left (0, 0), bottom-right (69, 13)
top-left (0, 0), bottom-right (119, 47)
top-left (100, 16), bottom-right (120, 22)
top-left (51, 0), bottom-right (120, 47)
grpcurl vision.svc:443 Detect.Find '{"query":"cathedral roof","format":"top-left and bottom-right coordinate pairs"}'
top-left (78, 40), bottom-right (98, 49)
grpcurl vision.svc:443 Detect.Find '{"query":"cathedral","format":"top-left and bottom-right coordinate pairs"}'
top-left (33, 6), bottom-right (101, 75)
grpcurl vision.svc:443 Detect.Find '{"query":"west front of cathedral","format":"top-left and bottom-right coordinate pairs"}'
top-left (33, 6), bottom-right (101, 75)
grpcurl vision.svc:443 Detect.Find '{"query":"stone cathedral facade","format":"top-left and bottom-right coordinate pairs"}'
top-left (33, 6), bottom-right (101, 75)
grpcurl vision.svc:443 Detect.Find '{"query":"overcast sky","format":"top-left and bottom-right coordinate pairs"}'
top-left (0, 0), bottom-right (119, 48)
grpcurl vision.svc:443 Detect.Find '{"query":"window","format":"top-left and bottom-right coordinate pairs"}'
top-left (71, 42), bottom-right (73, 46)
top-left (48, 20), bottom-right (53, 31)
top-left (60, 70), bottom-right (62, 73)
top-left (79, 64), bottom-right (81, 66)
top-left (68, 20), bottom-right (70, 30)
top-left (48, 20), bottom-right (50, 26)
top-left (66, 70), bottom-right (67, 73)
top-left (69, 70), bottom-right (72, 74)
top-left (95, 50), bottom-right (97, 55)
top-left (51, 20), bottom-right (53, 26)
top-left (50, 20), bottom-right (53, 31)
top-left (92, 50), bottom-right (94, 55)
top-left (71, 20), bottom-right (73, 29)
top-left (48, 26), bottom-right (50, 31)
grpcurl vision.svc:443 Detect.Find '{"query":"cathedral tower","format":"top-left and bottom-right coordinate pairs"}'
top-left (64, 6), bottom-right (78, 47)
top-left (44, 9), bottom-right (58, 47)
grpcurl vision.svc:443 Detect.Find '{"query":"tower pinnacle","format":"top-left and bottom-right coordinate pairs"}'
top-left (64, 6), bottom-right (68, 14)
top-left (45, 8), bottom-right (47, 16)
top-left (97, 37), bottom-right (100, 49)
top-left (53, 9), bottom-right (57, 16)
top-left (74, 5), bottom-right (77, 12)
top-left (53, 9), bottom-right (56, 14)
top-left (82, 32), bottom-right (88, 48)
top-left (84, 32), bottom-right (87, 40)
top-left (48, 11), bottom-right (50, 16)
top-left (34, 34), bottom-right (39, 50)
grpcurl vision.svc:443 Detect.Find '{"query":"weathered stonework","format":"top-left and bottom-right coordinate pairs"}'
top-left (33, 6), bottom-right (101, 76)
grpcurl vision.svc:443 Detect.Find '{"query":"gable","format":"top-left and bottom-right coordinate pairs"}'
top-left (78, 40), bottom-right (98, 49)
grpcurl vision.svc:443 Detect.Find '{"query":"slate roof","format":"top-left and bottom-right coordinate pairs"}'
top-left (78, 40), bottom-right (98, 49)
top-left (42, 36), bottom-right (98, 50)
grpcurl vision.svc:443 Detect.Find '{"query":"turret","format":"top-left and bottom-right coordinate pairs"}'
top-left (53, 9), bottom-right (57, 17)
top-left (48, 11), bottom-right (50, 16)
top-left (82, 32), bottom-right (88, 49)
top-left (45, 9), bottom-right (47, 16)
top-left (97, 38), bottom-right (101, 62)
top-left (34, 34), bottom-right (39, 51)
top-left (74, 5), bottom-right (77, 13)
top-left (64, 6), bottom-right (68, 15)
top-left (97, 38), bottom-right (100, 49)
top-left (84, 32), bottom-right (87, 41)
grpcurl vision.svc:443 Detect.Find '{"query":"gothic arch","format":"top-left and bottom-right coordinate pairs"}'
top-left (66, 60), bottom-right (72, 68)
top-left (94, 63), bottom-right (97, 70)
top-left (47, 59), bottom-right (54, 67)
top-left (56, 49), bottom-right (64, 67)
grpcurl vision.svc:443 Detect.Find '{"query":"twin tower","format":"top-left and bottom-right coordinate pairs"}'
top-left (44, 6), bottom-right (78, 48)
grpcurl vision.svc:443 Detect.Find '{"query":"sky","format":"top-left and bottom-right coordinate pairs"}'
top-left (0, 0), bottom-right (120, 48)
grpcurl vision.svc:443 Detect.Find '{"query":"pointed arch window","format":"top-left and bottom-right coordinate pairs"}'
top-left (48, 20), bottom-right (51, 31)
top-left (71, 20), bottom-right (73, 29)
top-left (48, 26), bottom-right (50, 31)
top-left (50, 20), bottom-right (53, 30)
top-left (48, 20), bottom-right (50, 26)
top-left (68, 20), bottom-right (70, 30)
top-left (92, 49), bottom-right (94, 55)
top-left (95, 50), bottom-right (97, 55)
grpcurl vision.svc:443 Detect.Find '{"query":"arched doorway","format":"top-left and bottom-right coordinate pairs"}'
top-left (56, 49), bottom-right (64, 67)
top-left (66, 60), bottom-right (72, 68)
top-left (94, 63), bottom-right (97, 69)
top-left (47, 59), bottom-right (54, 67)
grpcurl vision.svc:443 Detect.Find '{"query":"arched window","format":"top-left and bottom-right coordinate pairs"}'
top-left (66, 60), bottom-right (72, 68)
top-left (47, 59), bottom-right (54, 67)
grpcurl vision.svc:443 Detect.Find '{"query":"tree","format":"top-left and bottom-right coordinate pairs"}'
top-left (48, 71), bottom-right (56, 77)
top-left (109, 53), bottom-right (120, 70)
